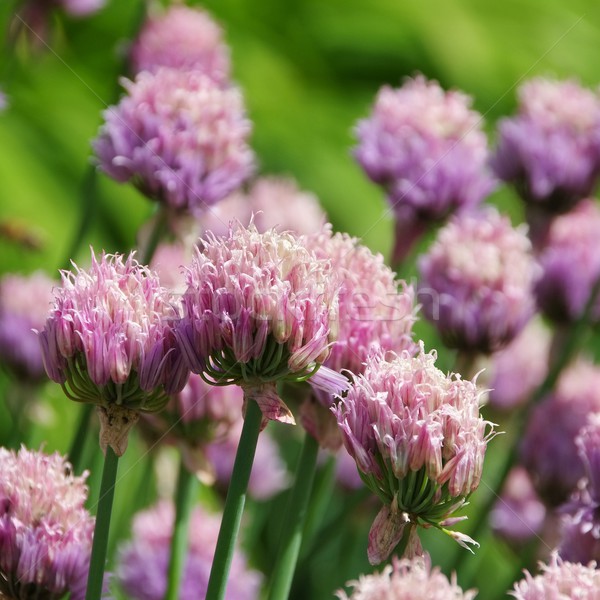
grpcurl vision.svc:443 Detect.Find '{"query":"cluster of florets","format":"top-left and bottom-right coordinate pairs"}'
top-left (0, 271), bottom-right (54, 380)
top-left (493, 78), bottom-right (600, 213)
top-left (93, 68), bottom-right (254, 214)
top-left (177, 222), bottom-right (341, 424)
top-left (418, 208), bottom-right (536, 353)
top-left (334, 345), bottom-right (494, 563)
top-left (0, 447), bottom-right (94, 600)
top-left (117, 501), bottom-right (262, 600)
top-left (129, 5), bottom-right (230, 83)
top-left (336, 555), bottom-right (476, 600)
top-left (535, 199), bottom-right (600, 323)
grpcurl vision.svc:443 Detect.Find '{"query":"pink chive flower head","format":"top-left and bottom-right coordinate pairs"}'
top-left (177, 222), bottom-right (341, 425)
top-left (354, 75), bottom-right (494, 261)
top-left (336, 554), bottom-right (476, 600)
top-left (535, 199), bottom-right (600, 323)
top-left (521, 360), bottom-right (600, 507)
top-left (558, 414), bottom-right (600, 563)
top-left (130, 5), bottom-right (230, 84)
top-left (199, 176), bottom-right (327, 238)
top-left (93, 69), bottom-right (254, 215)
top-left (38, 250), bottom-right (188, 454)
top-left (334, 345), bottom-right (495, 564)
top-left (0, 447), bottom-right (94, 600)
top-left (511, 553), bottom-right (600, 600)
top-left (0, 271), bottom-right (54, 380)
top-left (418, 208), bottom-right (536, 354)
top-left (493, 78), bottom-right (600, 213)
top-left (117, 500), bottom-right (262, 600)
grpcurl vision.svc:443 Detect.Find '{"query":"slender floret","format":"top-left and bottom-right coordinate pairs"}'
top-left (130, 5), bottom-right (230, 83)
top-left (0, 447), bottom-right (94, 600)
top-left (93, 68), bottom-right (254, 215)
top-left (511, 553), bottom-right (600, 599)
top-left (336, 554), bottom-right (476, 600)
top-left (418, 207), bottom-right (536, 354)
top-left (0, 271), bottom-right (54, 380)
top-left (117, 501), bottom-right (262, 600)
top-left (354, 75), bottom-right (494, 262)
top-left (334, 344), bottom-right (495, 564)
top-left (38, 250), bottom-right (188, 454)
top-left (493, 78), bottom-right (600, 214)
top-left (176, 222), bottom-right (342, 425)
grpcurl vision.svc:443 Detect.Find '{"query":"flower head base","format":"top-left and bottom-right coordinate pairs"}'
top-left (93, 69), bottom-right (254, 214)
top-left (354, 75), bottom-right (493, 261)
top-left (535, 199), bottom-right (600, 323)
top-left (418, 208), bottom-right (536, 354)
top-left (130, 5), bottom-right (230, 83)
top-left (492, 78), bottom-right (600, 213)
top-left (199, 176), bottom-right (327, 238)
top-left (0, 447), bottom-right (94, 600)
top-left (334, 344), bottom-right (495, 564)
top-left (336, 554), bottom-right (476, 600)
top-left (177, 222), bottom-right (341, 424)
top-left (0, 271), bottom-right (54, 381)
top-left (117, 501), bottom-right (262, 600)
top-left (39, 250), bottom-right (188, 454)
top-left (511, 553), bottom-right (600, 600)
top-left (521, 360), bottom-right (600, 506)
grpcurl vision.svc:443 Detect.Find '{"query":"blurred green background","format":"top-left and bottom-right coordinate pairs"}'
top-left (1, 1), bottom-right (600, 598)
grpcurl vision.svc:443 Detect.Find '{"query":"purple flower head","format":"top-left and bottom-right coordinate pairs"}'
top-left (418, 207), bottom-right (536, 354)
top-left (511, 553), bottom-right (600, 600)
top-left (488, 318), bottom-right (550, 411)
top-left (130, 5), bottom-right (230, 83)
top-left (490, 467), bottom-right (546, 548)
top-left (521, 360), bottom-right (600, 506)
top-left (117, 500), bottom-right (262, 600)
top-left (333, 344), bottom-right (495, 564)
top-left (93, 69), bottom-right (254, 215)
top-left (207, 419), bottom-right (290, 500)
top-left (354, 75), bottom-right (494, 261)
top-left (336, 554), bottom-right (476, 600)
top-left (177, 222), bottom-right (341, 425)
top-left (0, 271), bottom-right (54, 381)
top-left (199, 176), bottom-right (327, 238)
top-left (535, 199), bottom-right (600, 323)
top-left (0, 447), bottom-right (94, 600)
top-left (39, 250), bottom-right (188, 455)
top-left (493, 78), bottom-right (600, 213)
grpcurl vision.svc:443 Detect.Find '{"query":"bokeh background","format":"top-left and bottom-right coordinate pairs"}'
top-left (1, 1), bottom-right (600, 598)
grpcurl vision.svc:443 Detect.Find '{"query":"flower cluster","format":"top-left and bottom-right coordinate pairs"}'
top-left (129, 5), bottom-right (230, 83)
top-left (493, 77), bottom-right (600, 213)
top-left (535, 199), bottom-right (600, 323)
top-left (39, 250), bottom-right (187, 454)
top-left (0, 447), bottom-right (94, 600)
top-left (117, 500), bottom-right (262, 600)
top-left (177, 222), bottom-right (341, 424)
top-left (0, 271), bottom-right (54, 380)
top-left (418, 208), bottom-right (536, 353)
top-left (334, 345), bottom-right (494, 563)
top-left (336, 555), bottom-right (476, 600)
top-left (93, 68), bottom-right (254, 214)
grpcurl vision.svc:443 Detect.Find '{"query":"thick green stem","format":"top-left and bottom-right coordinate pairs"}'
top-left (85, 446), bottom-right (120, 600)
top-left (138, 207), bottom-right (169, 265)
top-left (68, 402), bottom-right (94, 473)
top-left (206, 400), bottom-right (262, 600)
top-left (165, 460), bottom-right (198, 600)
top-left (268, 432), bottom-right (320, 600)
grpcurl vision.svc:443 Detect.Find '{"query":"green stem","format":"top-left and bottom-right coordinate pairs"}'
top-left (268, 433), bottom-right (320, 600)
top-left (68, 402), bottom-right (94, 473)
top-left (206, 400), bottom-right (262, 600)
top-left (85, 446), bottom-right (120, 600)
top-left (138, 206), bottom-right (169, 265)
top-left (165, 460), bottom-right (199, 600)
